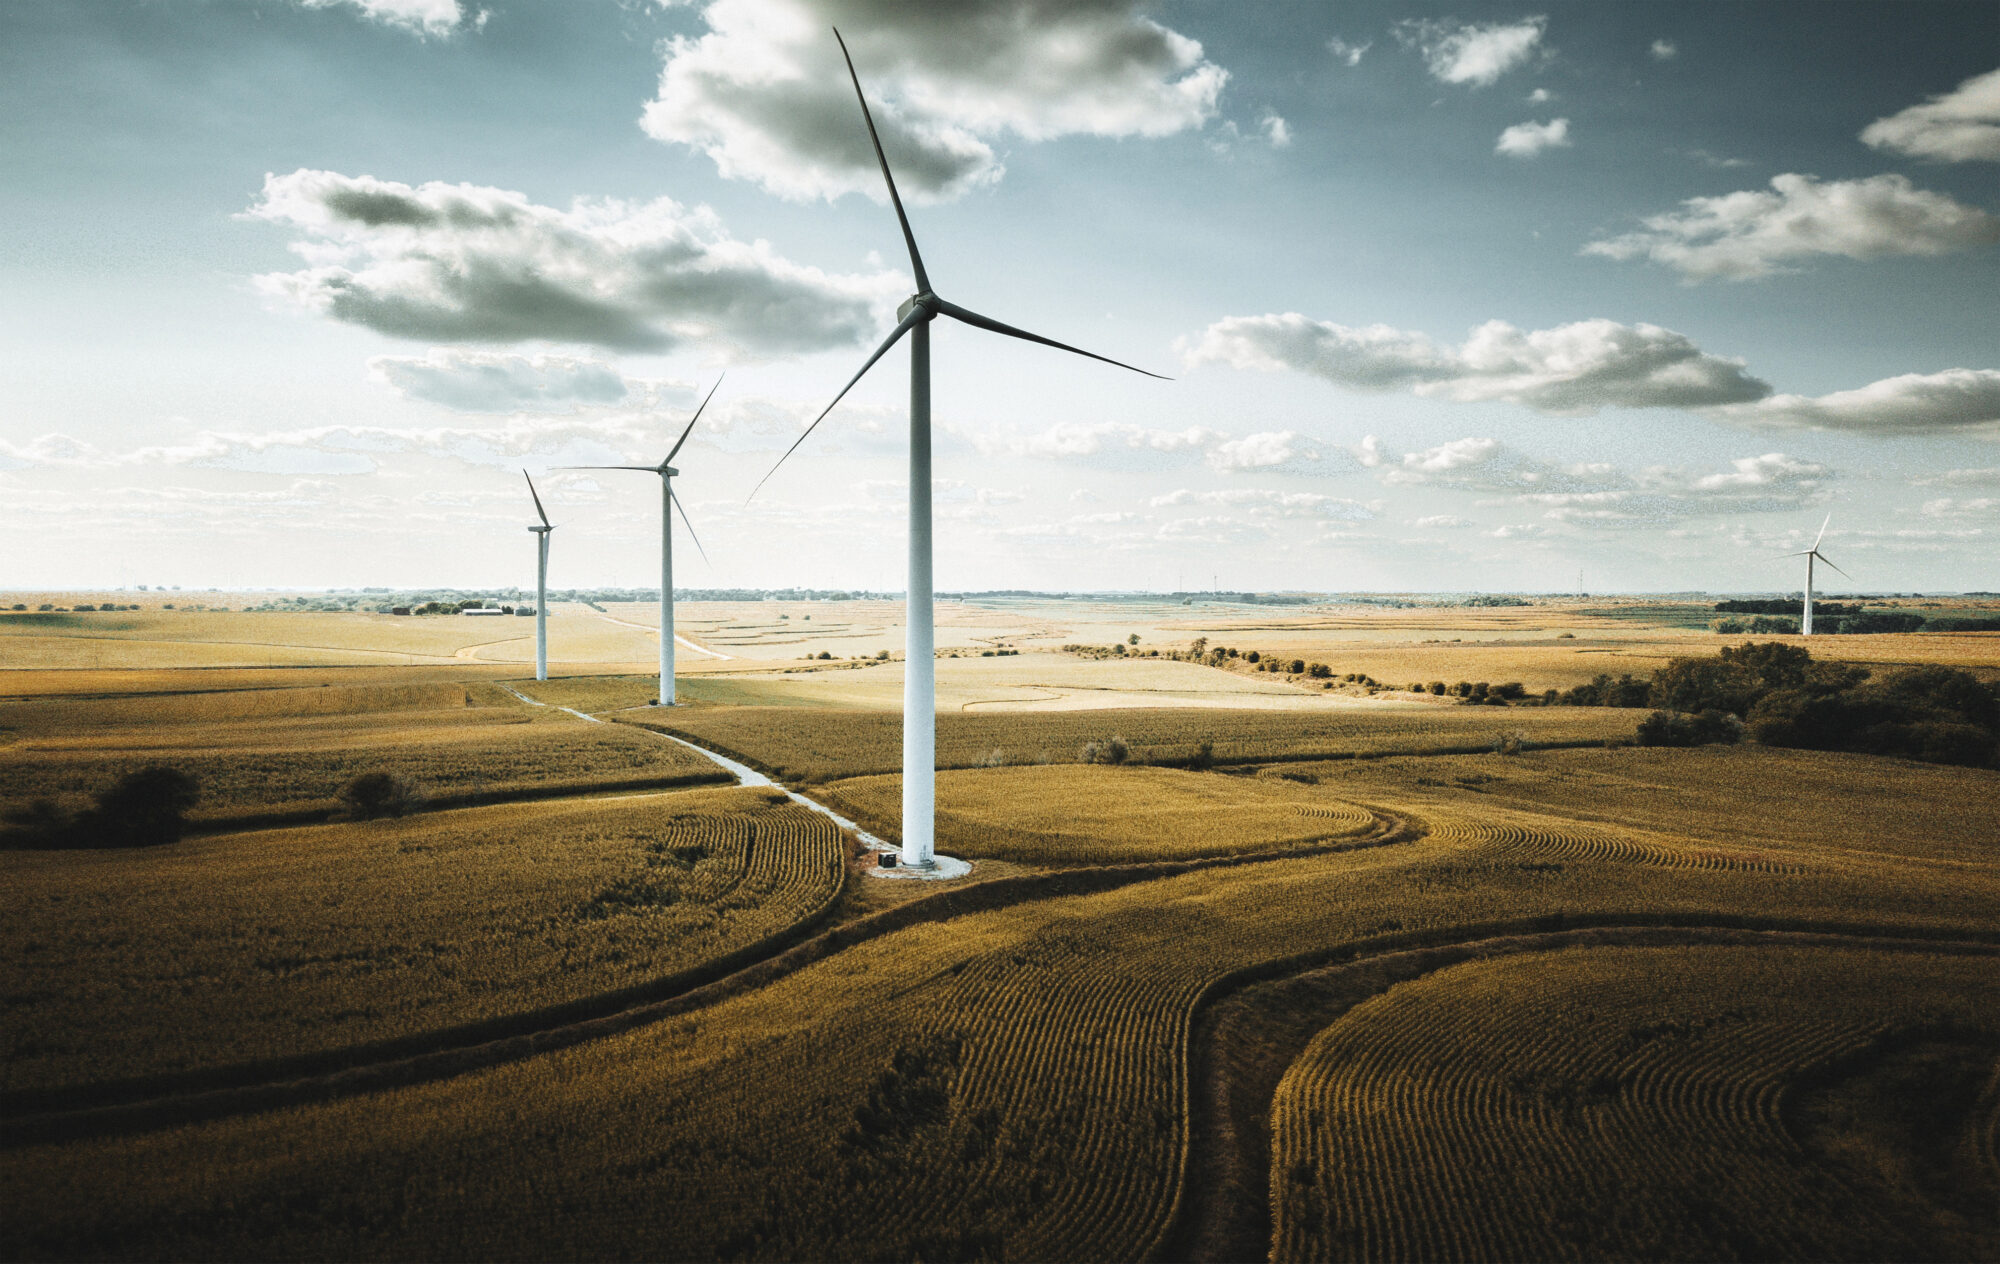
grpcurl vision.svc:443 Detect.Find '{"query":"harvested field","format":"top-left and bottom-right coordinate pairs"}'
top-left (634, 703), bottom-right (1640, 781)
top-left (818, 765), bottom-right (1379, 864)
top-left (0, 685), bottom-right (726, 823)
top-left (10, 792), bottom-right (2000, 1260)
top-left (1269, 943), bottom-right (2000, 1261)
top-left (0, 786), bottom-right (843, 1093)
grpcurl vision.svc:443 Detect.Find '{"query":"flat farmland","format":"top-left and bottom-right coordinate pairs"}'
top-left (0, 786), bottom-right (843, 1093)
top-left (633, 702), bottom-right (1640, 781)
top-left (0, 682), bottom-right (727, 823)
top-left (11, 778), bottom-right (1999, 1262)
top-left (1271, 943), bottom-right (2000, 1262)
top-left (818, 765), bottom-right (1380, 864)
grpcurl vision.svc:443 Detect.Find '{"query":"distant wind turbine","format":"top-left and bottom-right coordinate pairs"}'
top-left (751, 29), bottom-right (1166, 868)
top-left (561, 378), bottom-right (720, 705)
top-left (523, 470), bottom-right (554, 682)
top-left (1788, 513), bottom-right (1850, 636)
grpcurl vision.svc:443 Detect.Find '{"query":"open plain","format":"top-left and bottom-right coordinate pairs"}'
top-left (2, 594), bottom-right (1998, 1261)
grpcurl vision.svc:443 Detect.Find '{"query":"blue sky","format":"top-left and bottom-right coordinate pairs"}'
top-left (3, 0), bottom-right (1996, 593)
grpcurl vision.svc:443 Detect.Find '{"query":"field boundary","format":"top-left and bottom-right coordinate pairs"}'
top-left (1148, 918), bottom-right (2000, 1264)
top-left (0, 808), bottom-right (1417, 1148)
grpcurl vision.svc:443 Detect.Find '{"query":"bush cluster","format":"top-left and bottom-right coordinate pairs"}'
top-left (337, 772), bottom-right (427, 820)
top-left (1, 766), bottom-right (201, 849)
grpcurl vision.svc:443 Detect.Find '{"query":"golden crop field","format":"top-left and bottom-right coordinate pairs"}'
top-left (0, 682), bottom-right (726, 823)
top-left (637, 702), bottom-right (1641, 781)
top-left (818, 765), bottom-right (1379, 864)
top-left (0, 786), bottom-right (843, 1094)
top-left (8, 768), bottom-right (1998, 1260)
top-left (1270, 943), bottom-right (2000, 1262)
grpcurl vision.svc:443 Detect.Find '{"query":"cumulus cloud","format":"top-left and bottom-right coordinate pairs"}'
top-left (1919, 497), bottom-right (1999, 519)
top-left (1207, 430), bottom-right (1318, 471)
top-left (1355, 435), bottom-right (1831, 524)
top-left (370, 350), bottom-right (638, 412)
top-left (1712, 369), bottom-right (2000, 434)
top-left (245, 169), bottom-right (898, 354)
top-left (1182, 313), bottom-right (1769, 413)
top-left (1496, 118), bottom-right (1570, 157)
top-left (1150, 488), bottom-right (1373, 520)
top-left (1414, 514), bottom-right (1474, 528)
top-left (640, 0), bottom-right (1226, 203)
top-left (964, 420), bottom-right (1222, 460)
top-left (1327, 37), bottom-right (1371, 67)
top-left (1649, 39), bottom-right (1677, 61)
top-left (1261, 113), bottom-right (1293, 147)
top-left (1395, 17), bottom-right (1547, 87)
top-left (1916, 466), bottom-right (2000, 487)
top-left (1861, 66), bottom-right (2000, 163)
top-left (297, 0), bottom-right (470, 36)
top-left (1582, 172), bottom-right (2000, 281)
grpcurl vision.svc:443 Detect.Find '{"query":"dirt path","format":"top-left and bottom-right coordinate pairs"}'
top-left (591, 612), bottom-right (733, 659)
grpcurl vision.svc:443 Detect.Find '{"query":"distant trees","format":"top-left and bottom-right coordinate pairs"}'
top-left (1, 766), bottom-right (201, 849)
top-left (1080, 737), bottom-right (1130, 765)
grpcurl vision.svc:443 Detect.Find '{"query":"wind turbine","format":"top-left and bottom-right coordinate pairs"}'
top-left (752, 30), bottom-right (1165, 868)
top-left (523, 470), bottom-right (554, 682)
top-left (1788, 513), bottom-right (1850, 636)
top-left (561, 378), bottom-right (720, 705)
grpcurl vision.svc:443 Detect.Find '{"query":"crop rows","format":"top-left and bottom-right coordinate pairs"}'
top-left (1427, 816), bottom-right (1806, 874)
top-left (643, 704), bottom-right (1640, 782)
top-left (0, 788), bottom-right (842, 1093)
top-left (1270, 943), bottom-right (2000, 1262)
top-left (816, 765), bottom-right (1380, 865)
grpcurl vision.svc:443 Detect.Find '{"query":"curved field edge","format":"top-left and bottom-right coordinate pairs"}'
top-left (0, 809), bottom-right (1415, 1146)
top-left (1263, 941), bottom-right (2000, 1262)
top-left (1161, 925), bottom-right (2000, 1264)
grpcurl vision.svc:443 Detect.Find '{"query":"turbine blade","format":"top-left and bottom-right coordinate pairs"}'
top-left (671, 488), bottom-right (710, 565)
top-left (747, 306), bottom-right (923, 501)
top-left (523, 469), bottom-right (551, 529)
top-left (1816, 552), bottom-right (1852, 580)
top-left (555, 465), bottom-right (661, 472)
top-left (1812, 513), bottom-right (1830, 550)
top-left (933, 297), bottom-right (1170, 380)
top-left (667, 375), bottom-right (724, 465)
top-left (833, 27), bottom-right (929, 295)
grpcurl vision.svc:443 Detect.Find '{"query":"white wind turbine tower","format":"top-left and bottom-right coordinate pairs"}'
top-left (752, 30), bottom-right (1166, 868)
top-left (1789, 513), bottom-right (1850, 636)
top-left (562, 378), bottom-right (720, 705)
top-left (523, 470), bottom-right (555, 681)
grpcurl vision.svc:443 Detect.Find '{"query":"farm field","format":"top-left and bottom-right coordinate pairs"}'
top-left (1270, 942), bottom-right (2000, 1262)
top-left (633, 702), bottom-right (1641, 781)
top-left (818, 764), bottom-right (1380, 864)
top-left (2, 599), bottom-right (1997, 1261)
top-left (0, 680), bottom-right (727, 823)
top-left (0, 786), bottom-right (843, 1093)
top-left (7, 777), bottom-right (1998, 1261)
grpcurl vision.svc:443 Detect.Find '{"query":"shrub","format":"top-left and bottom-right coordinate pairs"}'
top-left (339, 772), bottom-right (426, 820)
top-left (18, 767), bottom-right (206, 849)
top-left (1290, 659), bottom-right (1306, 675)
top-left (1427, 681), bottom-right (1447, 696)
top-left (1307, 663), bottom-right (1331, 679)
top-left (1187, 740), bottom-right (1215, 771)
top-left (1635, 710), bottom-right (1743, 747)
top-left (1245, 651), bottom-right (1261, 663)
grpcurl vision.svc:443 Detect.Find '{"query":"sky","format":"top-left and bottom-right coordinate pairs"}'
top-left (2, 0), bottom-right (1997, 594)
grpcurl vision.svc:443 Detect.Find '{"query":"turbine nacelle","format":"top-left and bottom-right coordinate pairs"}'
top-left (896, 293), bottom-right (939, 323)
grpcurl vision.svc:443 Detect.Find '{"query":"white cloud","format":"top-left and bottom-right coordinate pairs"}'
top-left (1920, 497), bottom-right (1999, 519)
top-left (245, 169), bottom-right (898, 355)
top-left (1488, 523), bottom-right (1544, 538)
top-left (1207, 430), bottom-right (1317, 471)
top-left (1649, 39), bottom-right (1677, 61)
top-left (1395, 17), bottom-right (1547, 88)
top-left (964, 420), bottom-right (1222, 460)
top-left (1496, 117), bottom-right (1570, 157)
top-left (1261, 113), bottom-right (1293, 147)
top-left (639, 0), bottom-right (1226, 203)
top-left (1151, 488), bottom-right (1375, 520)
top-left (1861, 66), bottom-right (2000, 163)
top-left (1414, 514), bottom-right (1474, 528)
top-left (370, 350), bottom-right (638, 412)
top-left (1527, 87), bottom-right (1553, 103)
top-left (297, 0), bottom-right (468, 36)
top-left (1582, 172), bottom-right (2000, 281)
top-left (1327, 37), bottom-right (1371, 67)
top-left (1182, 313), bottom-right (1769, 413)
top-left (1916, 466), bottom-right (2000, 488)
top-left (1712, 369), bottom-right (2000, 434)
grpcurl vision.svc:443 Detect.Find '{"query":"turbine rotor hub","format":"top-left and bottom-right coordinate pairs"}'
top-left (896, 292), bottom-right (939, 323)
